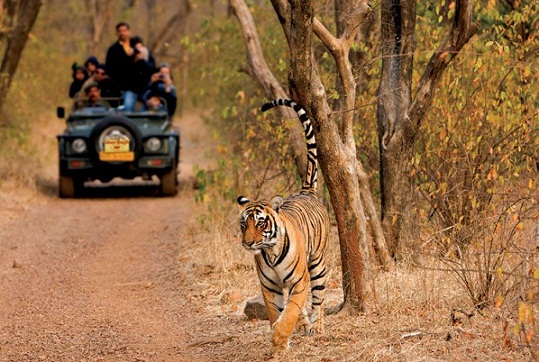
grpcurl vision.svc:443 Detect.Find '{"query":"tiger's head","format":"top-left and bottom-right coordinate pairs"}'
top-left (237, 195), bottom-right (284, 254)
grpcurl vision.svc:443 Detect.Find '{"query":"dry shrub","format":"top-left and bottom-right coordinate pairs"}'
top-left (0, 124), bottom-right (40, 189)
top-left (188, 205), bottom-right (534, 361)
top-left (189, 168), bottom-right (535, 360)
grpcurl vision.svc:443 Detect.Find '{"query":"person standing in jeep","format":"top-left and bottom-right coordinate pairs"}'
top-left (105, 22), bottom-right (137, 111)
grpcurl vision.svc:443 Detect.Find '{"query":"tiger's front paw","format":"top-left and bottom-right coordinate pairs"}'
top-left (295, 313), bottom-right (311, 335)
top-left (271, 328), bottom-right (290, 353)
top-left (270, 342), bottom-right (288, 356)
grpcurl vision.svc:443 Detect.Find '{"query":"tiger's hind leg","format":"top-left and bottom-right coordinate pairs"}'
top-left (308, 255), bottom-right (327, 334)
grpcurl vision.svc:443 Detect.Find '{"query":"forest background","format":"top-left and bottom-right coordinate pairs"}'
top-left (0, 0), bottom-right (538, 360)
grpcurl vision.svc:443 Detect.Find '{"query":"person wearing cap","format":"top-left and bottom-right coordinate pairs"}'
top-left (69, 63), bottom-right (88, 98)
top-left (144, 91), bottom-right (166, 112)
top-left (84, 56), bottom-right (100, 77)
top-left (77, 82), bottom-right (107, 109)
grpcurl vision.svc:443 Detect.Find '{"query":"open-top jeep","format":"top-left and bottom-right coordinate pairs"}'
top-left (56, 102), bottom-right (180, 198)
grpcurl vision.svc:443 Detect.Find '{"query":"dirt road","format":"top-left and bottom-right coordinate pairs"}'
top-left (0, 112), bottom-right (227, 361)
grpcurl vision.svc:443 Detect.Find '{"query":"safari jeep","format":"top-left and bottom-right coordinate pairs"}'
top-left (56, 104), bottom-right (180, 198)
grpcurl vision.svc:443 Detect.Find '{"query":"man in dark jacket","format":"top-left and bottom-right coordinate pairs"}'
top-left (130, 36), bottom-right (156, 103)
top-left (105, 22), bottom-right (136, 111)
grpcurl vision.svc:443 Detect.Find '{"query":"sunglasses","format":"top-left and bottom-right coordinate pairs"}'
top-left (95, 71), bottom-right (105, 75)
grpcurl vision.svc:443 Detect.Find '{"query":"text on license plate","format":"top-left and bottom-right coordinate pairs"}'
top-left (104, 137), bottom-right (130, 153)
top-left (99, 151), bottom-right (134, 161)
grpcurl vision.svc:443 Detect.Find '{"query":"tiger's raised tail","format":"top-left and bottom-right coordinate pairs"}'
top-left (261, 99), bottom-right (318, 192)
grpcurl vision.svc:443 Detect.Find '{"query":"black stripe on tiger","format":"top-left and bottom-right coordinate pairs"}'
top-left (261, 99), bottom-right (318, 192)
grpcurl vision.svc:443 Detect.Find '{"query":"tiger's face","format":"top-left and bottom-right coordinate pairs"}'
top-left (237, 196), bottom-right (284, 253)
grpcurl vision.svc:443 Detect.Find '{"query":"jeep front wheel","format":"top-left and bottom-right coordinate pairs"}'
top-left (160, 166), bottom-right (178, 196)
top-left (59, 174), bottom-right (82, 198)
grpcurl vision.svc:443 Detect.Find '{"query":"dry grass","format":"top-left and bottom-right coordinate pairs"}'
top-left (1, 105), bottom-right (535, 360)
top-left (179, 202), bottom-right (538, 361)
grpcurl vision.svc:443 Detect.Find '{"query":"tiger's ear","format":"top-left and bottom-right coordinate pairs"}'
top-left (270, 195), bottom-right (284, 211)
top-left (237, 196), bottom-right (250, 207)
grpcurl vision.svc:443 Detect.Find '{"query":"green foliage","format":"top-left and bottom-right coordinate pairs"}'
top-left (413, 0), bottom-right (539, 249)
top-left (407, 2), bottom-right (539, 319)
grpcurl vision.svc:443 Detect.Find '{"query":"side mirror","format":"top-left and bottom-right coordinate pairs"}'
top-left (56, 107), bottom-right (65, 119)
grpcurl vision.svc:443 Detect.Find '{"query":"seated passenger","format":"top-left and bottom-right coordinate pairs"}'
top-left (145, 93), bottom-right (166, 112)
top-left (69, 63), bottom-right (88, 98)
top-left (142, 64), bottom-right (177, 116)
top-left (93, 64), bottom-right (122, 107)
top-left (76, 82), bottom-right (109, 109)
top-left (84, 56), bottom-right (100, 78)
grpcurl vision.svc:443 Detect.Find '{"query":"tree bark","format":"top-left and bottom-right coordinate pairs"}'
top-left (0, 0), bottom-right (42, 118)
top-left (285, 0), bottom-right (373, 313)
top-left (333, 0), bottom-right (393, 271)
top-left (378, 0), bottom-right (478, 259)
top-left (377, 0), bottom-right (416, 259)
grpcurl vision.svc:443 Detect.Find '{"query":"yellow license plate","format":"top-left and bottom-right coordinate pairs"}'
top-left (99, 151), bottom-right (135, 161)
top-left (104, 138), bottom-right (130, 153)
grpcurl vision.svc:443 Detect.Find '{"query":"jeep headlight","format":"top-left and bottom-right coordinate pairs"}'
top-left (71, 138), bottom-right (87, 153)
top-left (145, 137), bottom-right (162, 152)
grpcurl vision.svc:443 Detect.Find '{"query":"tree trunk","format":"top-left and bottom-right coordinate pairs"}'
top-left (0, 0), bottom-right (42, 118)
top-left (377, 0), bottom-right (417, 259)
top-left (286, 0), bottom-right (373, 312)
top-left (378, 0), bottom-right (478, 259)
top-left (334, 0), bottom-right (394, 271)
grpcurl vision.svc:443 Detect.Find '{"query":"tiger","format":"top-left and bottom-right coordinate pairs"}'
top-left (237, 99), bottom-right (330, 353)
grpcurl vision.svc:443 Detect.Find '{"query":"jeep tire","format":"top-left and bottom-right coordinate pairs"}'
top-left (160, 164), bottom-right (178, 196)
top-left (59, 173), bottom-right (83, 198)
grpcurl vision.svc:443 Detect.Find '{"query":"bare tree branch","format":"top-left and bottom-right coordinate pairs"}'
top-left (312, 1), bottom-right (370, 143)
top-left (229, 0), bottom-right (307, 179)
top-left (86, 0), bottom-right (114, 55)
top-left (408, 0), bottom-right (479, 133)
